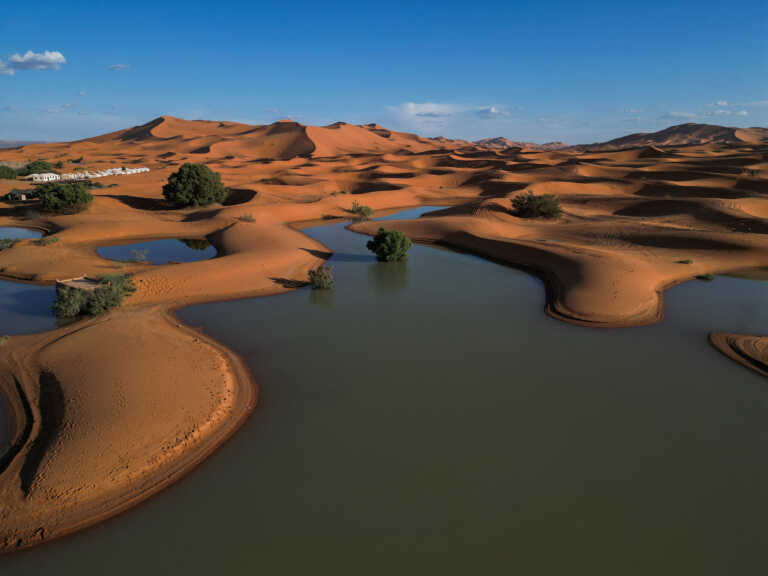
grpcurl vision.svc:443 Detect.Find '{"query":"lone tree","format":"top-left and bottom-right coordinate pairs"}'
top-left (510, 191), bottom-right (562, 219)
top-left (19, 159), bottom-right (55, 176)
top-left (162, 163), bottom-right (227, 207)
top-left (37, 181), bottom-right (93, 213)
top-left (0, 165), bottom-right (17, 179)
top-left (366, 228), bottom-right (413, 262)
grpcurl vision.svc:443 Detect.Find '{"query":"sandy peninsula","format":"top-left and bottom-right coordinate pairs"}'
top-left (0, 116), bottom-right (767, 551)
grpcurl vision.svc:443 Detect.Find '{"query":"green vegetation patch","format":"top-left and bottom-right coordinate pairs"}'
top-left (34, 236), bottom-right (59, 246)
top-left (309, 265), bottom-right (334, 289)
top-left (18, 160), bottom-right (55, 176)
top-left (37, 181), bottom-right (93, 213)
top-left (350, 200), bottom-right (373, 219)
top-left (0, 165), bottom-right (17, 179)
top-left (162, 163), bottom-right (227, 207)
top-left (511, 192), bottom-right (562, 219)
top-left (53, 274), bottom-right (136, 318)
top-left (366, 228), bottom-right (413, 262)
top-left (0, 238), bottom-right (18, 251)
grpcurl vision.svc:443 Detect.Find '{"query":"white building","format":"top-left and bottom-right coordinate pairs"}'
top-left (31, 173), bottom-right (61, 183)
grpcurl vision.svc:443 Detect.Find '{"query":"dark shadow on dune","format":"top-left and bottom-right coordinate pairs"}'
top-left (635, 183), bottom-right (751, 199)
top-left (735, 179), bottom-right (768, 194)
top-left (20, 371), bottom-right (65, 495)
top-left (182, 208), bottom-right (223, 222)
top-left (616, 200), bottom-right (768, 234)
top-left (478, 180), bottom-right (528, 197)
top-left (617, 233), bottom-right (747, 250)
top-left (300, 248), bottom-right (332, 260)
top-left (351, 182), bottom-right (403, 195)
top-left (369, 171), bottom-right (417, 179)
top-left (223, 188), bottom-right (257, 206)
top-left (270, 277), bottom-right (308, 289)
top-left (104, 195), bottom-right (170, 211)
top-left (191, 145), bottom-right (211, 154)
top-left (625, 170), bottom-right (715, 181)
top-left (0, 379), bottom-right (33, 476)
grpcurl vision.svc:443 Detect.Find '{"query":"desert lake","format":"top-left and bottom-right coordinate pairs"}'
top-left (2, 207), bottom-right (767, 574)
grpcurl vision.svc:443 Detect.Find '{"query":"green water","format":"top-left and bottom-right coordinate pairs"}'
top-left (2, 207), bottom-right (767, 575)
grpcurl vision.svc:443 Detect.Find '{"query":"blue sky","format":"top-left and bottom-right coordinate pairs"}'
top-left (1, 0), bottom-right (766, 143)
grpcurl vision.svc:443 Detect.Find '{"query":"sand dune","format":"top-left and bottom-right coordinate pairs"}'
top-left (0, 116), bottom-right (767, 551)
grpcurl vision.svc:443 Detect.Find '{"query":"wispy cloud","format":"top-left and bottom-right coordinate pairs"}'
top-left (736, 110), bottom-right (749, 116)
top-left (662, 111), bottom-right (699, 119)
top-left (715, 100), bottom-right (728, 107)
top-left (2, 51), bottom-right (66, 75)
top-left (108, 64), bottom-right (130, 71)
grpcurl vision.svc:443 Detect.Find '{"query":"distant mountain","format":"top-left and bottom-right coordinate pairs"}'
top-left (578, 123), bottom-right (768, 151)
top-left (0, 140), bottom-right (39, 149)
top-left (474, 137), bottom-right (568, 151)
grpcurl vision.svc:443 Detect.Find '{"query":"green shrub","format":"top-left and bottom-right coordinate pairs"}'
top-left (130, 248), bottom-right (149, 263)
top-left (696, 274), bottom-right (714, 282)
top-left (18, 160), bottom-right (55, 176)
top-left (677, 259), bottom-right (693, 264)
top-left (309, 265), bottom-right (334, 289)
top-left (0, 238), bottom-right (18, 251)
top-left (53, 274), bottom-right (136, 318)
top-left (37, 182), bottom-right (93, 213)
top-left (0, 165), bottom-right (17, 179)
top-left (0, 335), bottom-right (9, 346)
top-left (181, 238), bottom-right (212, 250)
top-left (162, 163), bottom-right (227, 207)
top-left (238, 213), bottom-right (255, 222)
top-left (53, 161), bottom-right (64, 169)
top-left (350, 200), bottom-right (373, 219)
top-left (366, 228), bottom-right (413, 262)
top-left (34, 236), bottom-right (59, 246)
top-left (511, 192), bottom-right (562, 219)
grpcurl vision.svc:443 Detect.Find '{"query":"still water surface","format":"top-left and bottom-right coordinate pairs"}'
top-left (2, 207), bottom-right (768, 575)
top-left (97, 238), bottom-right (216, 265)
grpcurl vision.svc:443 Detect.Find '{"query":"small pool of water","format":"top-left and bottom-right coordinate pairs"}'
top-left (0, 227), bottom-right (42, 240)
top-left (0, 280), bottom-right (57, 335)
top-left (97, 238), bottom-right (216, 265)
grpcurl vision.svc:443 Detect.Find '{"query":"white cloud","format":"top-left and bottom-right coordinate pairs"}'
top-left (473, 105), bottom-right (510, 118)
top-left (663, 111), bottom-right (699, 119)
top-left (740, 100), bottom-right (768, 107)
top-left (736, 110), bottom-right (749, 116)
top-left (715, 100), bottom-right (728, 107)
top-left (108, 64), bottom-right (130, 71)
top-left (712, 109), bottom-right (731, 116)
top-left (7, 50), bottom-right (66, 71)
top-left (388, 102), bottom-right (457, 119)
top-left (79, 90), bottom-right (87, 97)
top-left (0, 59), bottom-right (12, 75)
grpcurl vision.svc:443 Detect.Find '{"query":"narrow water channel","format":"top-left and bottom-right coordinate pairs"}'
top-left (2, 207), bottom-right (767, 575)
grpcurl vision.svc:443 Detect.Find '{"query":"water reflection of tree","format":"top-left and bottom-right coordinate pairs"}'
top-left (367, 261), bottom-right (410, 294)
top-left (180, 238), bottom-right (212, 251)
top-left (309, 288), bottom-right (334, 308)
